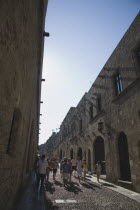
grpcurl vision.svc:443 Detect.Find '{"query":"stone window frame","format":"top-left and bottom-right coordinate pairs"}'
top-left (96, 95), bottom-right (102, 113)
top-left (113, 72), bottom-right (123, 96)
top-left (6, 108), bottom-right (22, 155)
top-left (89, 102), bottom-right (94, 122)
top-left (132, 41), bottom-right (140, 76)
top-left (110, 68), bottom-right (123, 98)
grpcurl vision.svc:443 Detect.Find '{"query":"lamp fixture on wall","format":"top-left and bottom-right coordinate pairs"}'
top-left (98, 120), bottom-right (111, 137)
top-left (43, 31), bottom-right (50, 37)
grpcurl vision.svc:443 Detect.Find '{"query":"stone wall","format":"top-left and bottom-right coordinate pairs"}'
top-left (0, 1), bottom-right (48, 209)
top-left (49, 12), bottom-right (140, 192)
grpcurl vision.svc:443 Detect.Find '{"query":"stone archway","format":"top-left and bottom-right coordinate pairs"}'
top-left (88, 149), bottom-right (91, 171)
top-left (94, 136), bottom-right (105, 163)
top-left (70, 148), bottom-right (73, 159)
top-left (94, 136), bottom-right (105, 174)
top-left (77, 147), bottom-right (83, 160)
top-left (118, 132), bottom-right (131, 181)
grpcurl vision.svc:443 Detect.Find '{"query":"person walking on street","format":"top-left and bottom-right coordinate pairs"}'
top-left (76, 157), bottom-right (83, 183)
top-left (61, 157), bottom-right (70, 186)
top-left (71, 158), bottom-right (77, 176)
top-left (82, 160), bottom-right (88, 181)
top-left (37, 155), bottom-right (48, 188)
top-left (95, 161), bottom-right (102, 182)
top-left (52, 158), bottom-right (59, 181)
top-left (46, 159), bottom-right (52, 182)
top-left (60, 159), bottom-right (64, 179)
top-left (68, 158), bottom-right (72, 182)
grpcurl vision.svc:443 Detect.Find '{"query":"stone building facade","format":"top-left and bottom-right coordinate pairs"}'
top-left (47, 13), bottom-right (140, 192)
top-left (40, 132), bottom-right (60, 158)
top-left (0, 1), bottom-right (48, 210)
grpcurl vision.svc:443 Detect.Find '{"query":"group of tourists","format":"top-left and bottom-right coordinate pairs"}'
top-left (35, 154), bottom-right (102, 188)
top-left (60, 157), bottom-right (89, 185)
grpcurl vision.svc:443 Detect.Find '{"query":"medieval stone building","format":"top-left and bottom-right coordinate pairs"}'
top-left (46, 13), bottom-right (140, 192)
top-left (0, 1), bottom-right (48, 210)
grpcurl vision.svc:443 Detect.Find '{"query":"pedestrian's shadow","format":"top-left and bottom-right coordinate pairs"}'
top-left (100, 182), bottom-right (117, 188)
top-left (81, 182), bottom-right (95, 190)
top-left (86, 175), bottom-right (92, 178)
top-left (70, 181), bottom-right (80, 186)
top-left (64, 182), bottom-right (83, 194)
top-left (54, 180), bottom-right (63, 187)
top-left (83, 181), bottom-right (101, 189)
top-left (44, 196), bottom-right (59, 210)
top-left (45, 182), bottom-right (55, 194)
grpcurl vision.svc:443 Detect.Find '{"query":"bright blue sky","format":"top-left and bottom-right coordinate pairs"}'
top-left (39, 0), bottom-right (139, 145)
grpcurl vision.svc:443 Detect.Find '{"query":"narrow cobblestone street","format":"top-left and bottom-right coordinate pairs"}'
top-left (44, 171), bottom-right (140, 210)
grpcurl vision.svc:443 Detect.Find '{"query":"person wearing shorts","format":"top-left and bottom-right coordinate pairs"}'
top-left (52, 158), bottom-right (59, 181)
top-left (95, 161), bottom-right (102, 182)
top-left (82, 160), bottom-right (88, 181)
top-left (76, 157), bottom-right (83, 183)
top-left (46, 159), bottom-right (52, 182)
top-left (71, 159), bottom-right (77, 172)
top-left (61, 157), bottom-right (70, 186)
top-left (68, 158), bottom-right (72, 181)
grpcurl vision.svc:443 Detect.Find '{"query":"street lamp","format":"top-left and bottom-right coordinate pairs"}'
top-left (98, 120), bottom-right (104, 132)
top-left (43, 31), bottom-right (50, 37)
top-left (98, 120), bottom-right (111, 137)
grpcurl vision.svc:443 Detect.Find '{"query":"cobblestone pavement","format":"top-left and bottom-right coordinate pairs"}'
top-left (45, 172), bottom-right (140, 210)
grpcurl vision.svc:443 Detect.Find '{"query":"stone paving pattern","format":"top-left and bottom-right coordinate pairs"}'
top-left (45, 172), bottom-right (140, 210)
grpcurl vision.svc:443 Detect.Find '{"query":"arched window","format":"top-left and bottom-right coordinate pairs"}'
top-left (6, 108), bottom-right (22, 155)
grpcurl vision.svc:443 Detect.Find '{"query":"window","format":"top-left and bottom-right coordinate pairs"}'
top-left (97, 97), bottom-right (102, 112)
top-left (89, 103), bottom-right (93, 121)
top-left (114, 73), bottom-right (123, 95)
top-left (6, 108), bottom-right (21, 154)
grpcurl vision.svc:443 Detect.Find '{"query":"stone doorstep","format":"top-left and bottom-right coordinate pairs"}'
top-left (118, 180), bottom-right (132, 184)
top-left (117, 179), bottom-right (133, 191)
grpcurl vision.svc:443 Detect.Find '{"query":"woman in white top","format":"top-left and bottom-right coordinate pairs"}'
top-left (76, 157), bottom-right (83, 183)
top-left (95, 161), bottom-right (102, 182)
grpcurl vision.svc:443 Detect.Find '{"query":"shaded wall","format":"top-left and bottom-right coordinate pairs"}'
top-left (0, 0), bottom-right (48, 209)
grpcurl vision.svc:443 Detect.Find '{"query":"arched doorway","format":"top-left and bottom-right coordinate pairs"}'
top-left (94, 136), bottom-right (105, 174)
top-left (60, 149), bottom-right (62, 159)
top-left (88, 149), bottom-right (91, 171)
top-left (77, 147), bottom-right (82, 160)
top-left (70, 148), bottom-right (73, 159)
top-left (118, 132), bottom-right (131, 181)
top-left (84, 151), bottom-right (86, 160)
top-left (63, 151), bottom-right (65, 157)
